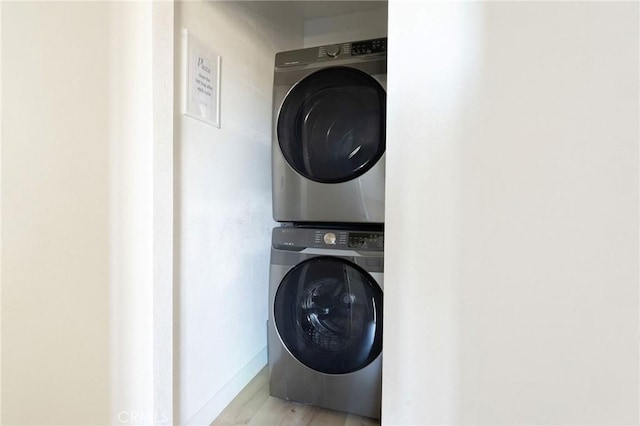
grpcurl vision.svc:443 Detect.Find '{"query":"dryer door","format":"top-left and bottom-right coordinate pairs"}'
top-left (273, 256), bottom-right (383, 374)
top-left (277, 67), bottom-right (386, 184)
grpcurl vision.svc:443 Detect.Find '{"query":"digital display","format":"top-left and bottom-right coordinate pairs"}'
top-left (348, 232), bottom-right (384, 249)
top-left (351, 38), bottom-right (386, 56)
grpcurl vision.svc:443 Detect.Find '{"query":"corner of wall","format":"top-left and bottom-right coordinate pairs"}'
top-left (174, 1), bottom-right (303, 424)
top-left (185, 348), bottom-right (267, 425)
top-left (0, 1), bottom-right (4, 423)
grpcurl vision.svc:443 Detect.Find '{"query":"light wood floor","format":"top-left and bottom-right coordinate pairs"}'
top-left (211, 367), bottom-right (380, 426)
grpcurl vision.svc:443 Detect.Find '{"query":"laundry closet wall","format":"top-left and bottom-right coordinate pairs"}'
top-left (383, 2), bottom-right (639, 425)
top-left (173, 2), bottom-right (302, 424)
top-left (1, 3), bottom-right (112, 423)
top-left (1, 2), bottom-right (172, 424)
top-left (304, 7), bottom-right (387, 47)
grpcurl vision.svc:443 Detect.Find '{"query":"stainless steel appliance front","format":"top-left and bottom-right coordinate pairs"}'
top-left (272, 38), bottom-right (387, 224)
top-left (268, 226), bottom-right (384, 418)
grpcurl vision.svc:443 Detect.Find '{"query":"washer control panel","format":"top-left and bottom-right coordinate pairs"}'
top-left (313, 230), bottom-right (348, 247)
top-left (273, 227), bottom-right (383, 251)
top-left (347, 232), bottom-right (384, 250)
top-left (323, 232), bottom-right (337, 245)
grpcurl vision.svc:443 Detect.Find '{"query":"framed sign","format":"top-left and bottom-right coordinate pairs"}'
top-left (182, 29), bottom-right (221, 128)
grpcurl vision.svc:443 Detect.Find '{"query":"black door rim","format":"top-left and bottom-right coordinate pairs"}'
top-left (273, 256), bottom-right (383, 375)
top-left (277, 67), bottom-right (386, 184)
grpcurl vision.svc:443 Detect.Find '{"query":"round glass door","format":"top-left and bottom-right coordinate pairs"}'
top-left (273, 256), bottom-right (383, 374)
top-left (277, 67), bottom-right (386, 184)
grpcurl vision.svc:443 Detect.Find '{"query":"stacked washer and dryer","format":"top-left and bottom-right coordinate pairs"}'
top-left (268, 37), bottom-right (387, 419)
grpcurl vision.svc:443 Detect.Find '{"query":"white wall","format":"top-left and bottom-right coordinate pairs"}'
top-left (383, 2), bottom-right (639, 425)
top-left (174, 2), bottom-right (302, 424)
top-left (108, 2), bottom-right (158, 425)
top-left (304, 6), bottom-right (387, 47)
top-left (1, 3), bottom-right (111, 424)
top-left (151, 2), bottom-right (176, 424)
top-left (2, 2), bottom-right (171, 424)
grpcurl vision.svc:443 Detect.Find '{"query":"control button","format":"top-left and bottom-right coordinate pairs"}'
top-left (323, 232), bottom-right (337, 245)
top-left (326, 45), bottom-right (341, 57)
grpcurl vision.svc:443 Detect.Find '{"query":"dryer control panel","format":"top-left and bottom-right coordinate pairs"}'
top-left (351, 38), bottom-right (387, 56)
top-left (275, 37), bottom-right (387, 68)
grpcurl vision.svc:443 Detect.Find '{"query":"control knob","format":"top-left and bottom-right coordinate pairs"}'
top-left (326, 45), bottom-right (341, 58)
top-left (323, 232), bottom-right (337, 245)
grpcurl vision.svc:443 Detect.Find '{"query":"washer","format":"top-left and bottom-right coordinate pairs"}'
top-left (268, 226), bottom-right (384, 419)
top-left (272, 38), bottom-right (387, 224)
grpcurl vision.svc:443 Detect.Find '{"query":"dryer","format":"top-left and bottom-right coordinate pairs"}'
top-left (272, 38), bottom-right (387, 224)
top-left (268, 226), bottom-right (384, 419)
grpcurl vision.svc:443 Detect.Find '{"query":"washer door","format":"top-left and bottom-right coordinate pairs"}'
top-left (277, 67), bottom-right (386, 184)
top-left (274, 256), bottom-right (383, 374)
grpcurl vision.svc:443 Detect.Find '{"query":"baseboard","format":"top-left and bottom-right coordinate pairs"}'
top-left (185, 347), bottom-right (267, 426)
